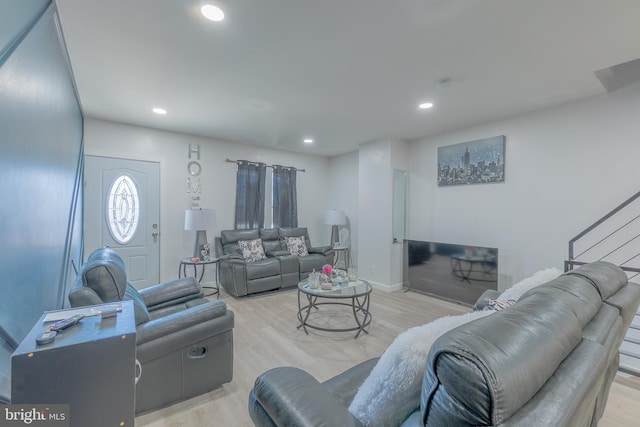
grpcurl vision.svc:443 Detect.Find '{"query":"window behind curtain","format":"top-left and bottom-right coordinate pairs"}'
top-left (234, 160), bottom-right (266, 229)
top-left (272, 165), bottom-right (298, 228)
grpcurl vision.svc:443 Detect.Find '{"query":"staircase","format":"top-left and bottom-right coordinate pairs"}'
top-left (566, 190), bottom-right (640, 375)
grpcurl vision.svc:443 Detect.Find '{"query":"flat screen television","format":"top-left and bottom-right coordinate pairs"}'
top-left (403, 240), bottom-right (498, 306)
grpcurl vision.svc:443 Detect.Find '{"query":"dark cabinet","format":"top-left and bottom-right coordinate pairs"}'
top-left (11, 301), bottom-right (136, 427)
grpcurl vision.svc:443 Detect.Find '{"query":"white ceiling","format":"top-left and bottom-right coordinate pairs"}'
top-left (55, 0), bottom-right (640, 157)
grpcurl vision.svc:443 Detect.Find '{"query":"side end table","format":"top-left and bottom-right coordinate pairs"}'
top-left (333, 246), bottom-right (350, 270)
top-left (179, 257), bottom-right (220, 298)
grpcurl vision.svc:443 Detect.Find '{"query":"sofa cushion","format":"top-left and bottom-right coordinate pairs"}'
top-left (520, 274), bottom-right (602, 328)
top-left (139, 277), bottom-right (202, 310)
top-left (239, 238), bottom-right (268, 262)
top-left (422, 291), bottom-right (584, 426)
top-left (565, 261), bottom-right (628, 300)
top-left (284, 236), bottom-right (308, 256)
top-left (246, 258), bottom-right (281, 280)
top-left (298, 254), bottom-right (331, 276)
top-left (485, 339), bottom-right (608, 427)
top-left (260, 228), bottom-right (281, 255)
top-left (81, 248), bottom-right (128, 300)
top-left (221, 228), bottom-right (260, 243)
top-left (349, 310), bottom-right (494, 427)
top-left (498, 267), bottom-right (562, 301)
top-left (75, 248), bottom-right (151, 325)
top-left (124, 284), bottom-right (151, 325)
top-left (220, 229), bottom-right (260, 256)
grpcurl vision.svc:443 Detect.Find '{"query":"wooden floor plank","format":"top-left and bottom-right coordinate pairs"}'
top-left (136, 287), bottom-right (640, 426)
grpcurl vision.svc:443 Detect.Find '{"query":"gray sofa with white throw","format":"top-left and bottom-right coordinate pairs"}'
top-left (215, 227), bottom-right (334, 297)
top-left (248, 261), bottom-right (640, 427)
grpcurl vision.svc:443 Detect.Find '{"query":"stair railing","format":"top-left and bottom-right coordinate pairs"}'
top-left (566, 190), bottom-right (640, 280)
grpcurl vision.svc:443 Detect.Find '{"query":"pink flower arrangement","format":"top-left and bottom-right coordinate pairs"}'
top-left (322, 264), bottom-right (333, 275)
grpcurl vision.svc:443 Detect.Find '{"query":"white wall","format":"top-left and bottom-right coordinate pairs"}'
top-left (83, 118), bottom-right (331, 282)
top-left (328, 151), bottom-right (359, 263)
top-left (407, 84), bottom-right (640, 289)
top-left (330, 141), bottom-right (411, 291)
top-left (83, 83), bottom-right (640, 290)
top-left (358, 140), bottom-right (392, 288)
top-left (356, 139), bottom-right (409, 290)
top-left (390, 140), bottom-right (410, 289)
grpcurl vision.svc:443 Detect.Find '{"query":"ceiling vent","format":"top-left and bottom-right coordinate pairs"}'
top-left (595, 58), bottom-right (640, 93)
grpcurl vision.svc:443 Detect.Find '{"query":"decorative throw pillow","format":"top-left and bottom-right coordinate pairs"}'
top-left (284, 236), bottom-right (308, 256)
top-left (238, 238), bottom-right (267, 262)
top-left (483, 298), bottom-right (516, 311)
top-left (348, 309), bottom-right (495, 427)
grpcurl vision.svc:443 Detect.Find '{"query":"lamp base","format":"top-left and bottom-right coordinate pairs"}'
top-left (194, 230), bottom-right (208, 259)
top-left (330, 225), bottom-right (340, 246)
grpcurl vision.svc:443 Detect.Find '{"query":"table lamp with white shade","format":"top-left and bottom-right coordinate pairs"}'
top-left (324, 209), bottom-right (346, 246)
top-left (184, 208), bottom-right (216, 259)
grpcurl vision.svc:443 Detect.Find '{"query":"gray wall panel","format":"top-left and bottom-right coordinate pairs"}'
top-left (0, 0), bottom-right (83, 401)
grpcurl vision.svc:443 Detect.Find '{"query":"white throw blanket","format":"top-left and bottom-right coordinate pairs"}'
top-left (499, 267), bottom-right (562, 301)
top-left (348, 310), bottom-right (494, 427)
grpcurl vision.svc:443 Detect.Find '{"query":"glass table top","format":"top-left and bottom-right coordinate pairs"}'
top-left (298, 278), bottom-right (372, 298)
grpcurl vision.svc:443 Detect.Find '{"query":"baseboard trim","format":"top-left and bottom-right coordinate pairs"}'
top-left (369, 281), bottom-right (403, 292)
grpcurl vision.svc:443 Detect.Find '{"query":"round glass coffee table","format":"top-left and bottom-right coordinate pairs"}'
top-left (297, 279), bottom-right (372, 338)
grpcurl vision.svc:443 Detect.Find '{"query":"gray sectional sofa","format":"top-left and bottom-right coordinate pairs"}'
top-left (215, 227), bottom-right (334, 297)
top-left (248, 261), bottom-right (640, 426)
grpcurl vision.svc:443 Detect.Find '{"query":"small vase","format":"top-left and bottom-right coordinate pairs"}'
top-left (348, 267), bottom-right (358, 282)
top-left (309, 272), bottom-right (320, 289)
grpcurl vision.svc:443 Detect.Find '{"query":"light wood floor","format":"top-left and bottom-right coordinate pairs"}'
top-left (136, 287), bottom-right (640, 427)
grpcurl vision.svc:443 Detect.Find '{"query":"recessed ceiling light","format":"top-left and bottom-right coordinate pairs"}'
top-left (418, 102), bottom-right (434, 110)
top-left (201, 4), bottom-right (224, 22)
top-left (303, 139), bottom-right (313, 144)
top-left (152, 107), bottom-right (167, 115)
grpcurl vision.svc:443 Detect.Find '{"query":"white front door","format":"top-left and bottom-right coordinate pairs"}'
top-left (84, 156), bottom-right (160, 289)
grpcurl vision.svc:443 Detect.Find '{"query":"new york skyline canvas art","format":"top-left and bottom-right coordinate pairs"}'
top-left (438, 135), bottom-right (505, 186)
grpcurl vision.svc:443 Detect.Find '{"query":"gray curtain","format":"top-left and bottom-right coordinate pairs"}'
top-left (234, 160), bottom-right (266, 229)
top-left (272, 165), bottom-right (298, 227)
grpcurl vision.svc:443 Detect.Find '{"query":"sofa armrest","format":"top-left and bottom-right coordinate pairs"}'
top-left (136, 300), bottom-right (229, 346)
top-left (219, 254), bottom-right (246, 263)
top-left (309, 246), bottom-right (334, 256)
top-left (472, 289), bottom-right (501, 311)
top-left (604, 281), bottom-right (640, 328)
top-left (322, 358), bottom-right (379, 406)
top-left (251, 367), bottom-right (363, 427)
top-left (138, 277), bottom-right (202, 310)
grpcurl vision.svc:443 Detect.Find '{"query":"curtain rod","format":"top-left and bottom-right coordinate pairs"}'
top-left (225, 158), bottom-right (306, 172)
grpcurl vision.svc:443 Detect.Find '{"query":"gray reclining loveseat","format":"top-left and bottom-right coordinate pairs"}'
top-left (215, 227), bottom-right (334, 297)
top-left (248, 261), bottom-right (640, 426)
top-left (68, 247), bottom-right (234, 414)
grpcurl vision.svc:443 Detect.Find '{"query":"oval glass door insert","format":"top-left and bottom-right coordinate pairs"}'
top-left (106, 174), bottom-right (140, 244)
